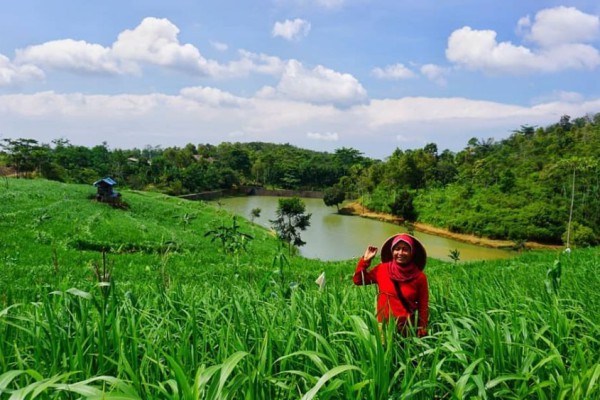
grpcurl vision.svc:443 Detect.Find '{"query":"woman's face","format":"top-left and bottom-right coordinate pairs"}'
top-left (392, 241), bottom-right (413, 265)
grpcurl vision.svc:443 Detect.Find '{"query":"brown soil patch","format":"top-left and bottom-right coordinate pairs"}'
top-left (340, 201), bottom-right (562, 250)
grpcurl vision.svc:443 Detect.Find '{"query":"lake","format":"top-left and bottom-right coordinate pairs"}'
top-left (215, 196), bottom-right (514, 262)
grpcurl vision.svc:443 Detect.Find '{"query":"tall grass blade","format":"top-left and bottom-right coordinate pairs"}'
top-left (300, 365), bottom-right (360, 400)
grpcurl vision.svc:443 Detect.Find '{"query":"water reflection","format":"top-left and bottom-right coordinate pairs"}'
top-left (215, 196), bottom-right (514, 262)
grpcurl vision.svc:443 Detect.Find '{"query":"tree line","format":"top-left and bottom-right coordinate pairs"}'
top-left (353, 113), bottom-right (600, 247)
top-left (2, 112), bottom-right (599, 246)
top-left (0, 139), bottom-right (370, 194)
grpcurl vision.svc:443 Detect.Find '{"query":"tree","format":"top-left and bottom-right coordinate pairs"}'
top-left (217, 143), bottom-right (252, 179)
top-left (333, 147), bottom-right (365, 175)
top-left (1, 138), bottom-right (44, 177)
top-left (270, 197), bottom-right (312, 255)
top-left (323, 186), bottom-right (346, 212)
top-left (389, 190), bottom-right (418, 222)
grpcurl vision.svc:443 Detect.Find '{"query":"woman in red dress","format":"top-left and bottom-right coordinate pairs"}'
top-left (353, 233), bottom-right (429, 337)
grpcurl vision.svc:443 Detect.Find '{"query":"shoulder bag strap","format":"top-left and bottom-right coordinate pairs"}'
top-left (392, 280), bottom-right (414, 314)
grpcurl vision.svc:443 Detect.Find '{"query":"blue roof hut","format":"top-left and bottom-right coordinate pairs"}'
top-left (93, 177), bottom-right (121, 203)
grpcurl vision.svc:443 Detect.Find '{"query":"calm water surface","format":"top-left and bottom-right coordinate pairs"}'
top-left (216, 196), bottom-right (514, 262)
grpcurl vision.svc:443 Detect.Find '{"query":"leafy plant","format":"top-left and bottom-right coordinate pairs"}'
top-left (179, 212), bottom-right (197, 230)
top-left (561, 221), bottom-right (598, 248)
top-left (91, 248), bottom-right (113, 300)
top-left (270, 197), bottom-right (311, 255)
top-left (271, 247), bottom-right (291, 297)
top-left (544, 256), bottom-right (562, 297)
top-left (204, 216), bottom-right (253, 273)
top-left (250, 207), bottom-right (261, 222)
top-left (448, 248), bottom-right (461, 264)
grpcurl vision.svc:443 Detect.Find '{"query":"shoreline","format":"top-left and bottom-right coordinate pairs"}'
top-left (340, 201), bottom-right (562, 251)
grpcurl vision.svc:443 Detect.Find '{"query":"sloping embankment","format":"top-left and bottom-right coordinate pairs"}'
top-left (340, 201), bottom-right (562, 250)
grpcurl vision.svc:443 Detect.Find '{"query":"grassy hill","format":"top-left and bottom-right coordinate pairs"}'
top-left (1, 178), bottom-right (599, 398)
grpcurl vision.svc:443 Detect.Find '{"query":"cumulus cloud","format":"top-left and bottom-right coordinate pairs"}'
top-left (13, 17), bottom-right (286, 79)
top-left (15, 39), bottom-right (130, 74)
top-left (372, 63), bottom-right (416, 79)
top-left (272, 18), bottom-right (311, 41)
top-left (307, 131), bottom-right (339, 141)
top-left (14, 18), bottom-right (215, 76)
top-left (447, 27), bottom-right (539, 74)
top-left (111, 17), bottom-right (219, 75)
top-left (258, 59), bottom-right (367, 105)
top-left (0, 54), bottom-right (45, 86)
top-left (227, 50), bottom-right (285, 77)
top-left (524, 6), bottom-right (599, 48)
top-left (420, 64), bottom-right (448, 85)
top-left (446, 6), bottom-right (600, 74)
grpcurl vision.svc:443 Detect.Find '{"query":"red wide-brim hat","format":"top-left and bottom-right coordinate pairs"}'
top-left (380, 233), bottom-right (427, 270)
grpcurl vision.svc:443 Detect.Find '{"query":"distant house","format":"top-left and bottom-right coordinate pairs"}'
top-left (93, 177), bottom-right (121, 203)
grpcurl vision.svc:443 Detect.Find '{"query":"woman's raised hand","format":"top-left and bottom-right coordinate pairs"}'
top-left (363, 246), bottom-right (378, 262)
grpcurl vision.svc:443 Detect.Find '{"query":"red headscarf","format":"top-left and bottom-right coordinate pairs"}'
top-left (388, 234), bottom-right (421, 282)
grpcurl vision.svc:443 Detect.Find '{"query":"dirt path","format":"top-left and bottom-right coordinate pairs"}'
top-left (340, 201), bottom-right (562, 250)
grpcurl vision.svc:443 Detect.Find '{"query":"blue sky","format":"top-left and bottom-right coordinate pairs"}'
top-left (1, 0), bottom-right (599, 159)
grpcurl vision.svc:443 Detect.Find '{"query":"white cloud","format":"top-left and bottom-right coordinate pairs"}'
top-left (363, 97), bottom-right (534, 129)
top-left (2, 90), bottom-right (600, 158)
top-left (211, 41), bottom-right (228, 52)
top-left (516, 15), bottom-right (531, 36)
top-left (272, 18), bottom-right (311, 41)
top-left (524, 6), bottom-right (599, 48)
top-left (532, 90), bottom-right (585, 104)
top-left (111, 17), bottom-right (218, 75)
top-left (243, 97), bottom-right (340, 135)
top-left (0, 54), bottom-right (45, 86)
top-left (15, 39), bottom-right (130, 74)
top-left (420, 64), bottom-right (448, 85)
top-left (372, 63), bottom-right (416, 79)
top-left (307, 131), bottom-right (339, 141)
top-left (446, 21), bottom-right (600, 74)
top-left (446, 27), bottom-right (538, 74)
top-left (227, 50), bottom-right (285, 77)
top-left (258, 59), bottom-right (367, 105)
top-left (447, 7), bottom-right (600, 75)
top-left (14, 18), bottom-right (217, 76)
top-left (180, 86), bottom-right (246, 107)
top-left (13, 18), bottom-right (286, 80)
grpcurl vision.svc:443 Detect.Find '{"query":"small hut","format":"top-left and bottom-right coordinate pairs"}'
top-left (93, 177), bottom-right (121, 203)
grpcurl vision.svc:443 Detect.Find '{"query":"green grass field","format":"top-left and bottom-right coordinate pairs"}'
top-left (1, 178), bottom-right (599, 399)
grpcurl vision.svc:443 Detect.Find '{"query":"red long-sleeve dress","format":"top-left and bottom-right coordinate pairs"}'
top-left (353, 257), bottom-right (429, 336)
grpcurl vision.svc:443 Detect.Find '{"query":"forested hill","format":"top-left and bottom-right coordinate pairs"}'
top-left (1, 113), bottom-right (599, 246)
top-left (359, 114), bottom-right (600, 247)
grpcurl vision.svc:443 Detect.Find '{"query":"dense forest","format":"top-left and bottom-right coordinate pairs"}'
top-left (2, 113), bottom-right (599, 246)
